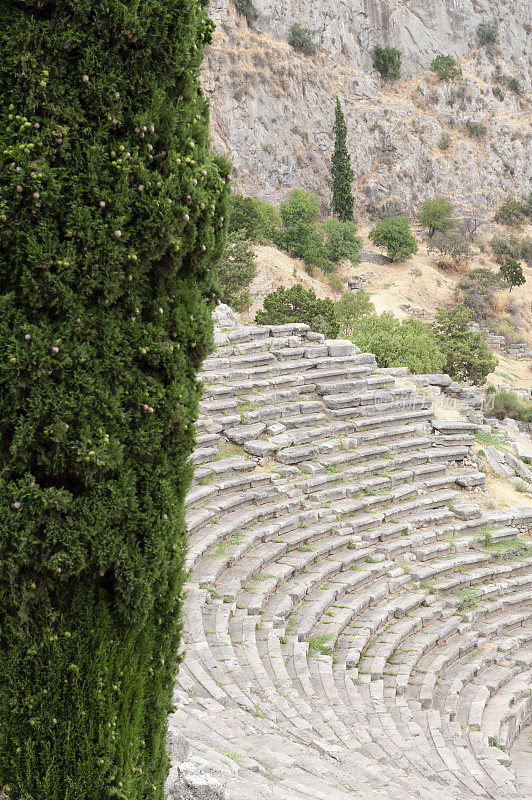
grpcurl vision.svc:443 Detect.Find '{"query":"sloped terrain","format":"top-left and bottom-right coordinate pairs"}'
top-left (169, 322), bottom-right (532, 799)
top-left (204, 1), bottom-right (531, 213)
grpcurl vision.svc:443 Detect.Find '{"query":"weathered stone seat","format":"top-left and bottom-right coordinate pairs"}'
top-left (176, 324), bottom-right (532, 800)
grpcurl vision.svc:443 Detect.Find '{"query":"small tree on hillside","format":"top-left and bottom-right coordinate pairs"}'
top-left (419, 196), bottom-right (455, 237)
top-left (228, 195), bottom-right (281, 242)
top-left (477, 21), bottom-right (499, 45)
top-left (372, 45), bottom-right (402, 81)
top-left (429, 230), bottom-right (470, 265)
top-left (331, 98), bottom-right (355, 221)
top-left (369, 216), bottom-right (418, 261)
top-left (494, 196), bottom-right (526, 228)
top-left (255, 285), bottom-right (339, 338)
top-left (431, 54), bottom-right (461, 81)
top-left (280, 189), bottom-right (320, 227)
top-left (433, 305), bottom-right (498, 384)
top-left (217, 231), bottom-right (257, 310)
top-left (499, 257), bottom-right (526, 292)
top-left (324, 219), bottom-right (362, 263)
top-left (335, 290), bottom-right (375, 338)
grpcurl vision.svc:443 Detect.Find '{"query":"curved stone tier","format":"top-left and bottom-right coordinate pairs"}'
top-left (170, 323), bottom-right (532, 800)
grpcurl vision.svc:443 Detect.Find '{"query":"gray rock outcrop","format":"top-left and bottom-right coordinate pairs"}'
top-left (204, 0), bottom-right (530, 213)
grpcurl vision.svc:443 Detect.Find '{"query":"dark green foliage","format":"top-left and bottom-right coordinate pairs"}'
top-left (280, 189), bottom-right (320, 227)
top-left (429, 230), bottom-right (470, 264)
top-left (0, 2), bottom-right (228, 798)
top-left (228, 194), bottom-right (281, 242)
top-left (275, 190), bottom-right (332, 272)
top-left (456, 268), bottom-right (503, 317)
top-left (419, 196), bottom-right (455, 237)
top-left (288, 24), bottom-right (318, 56)
top-left (491, 236), bottom-right (525, 264)
top-left (494, 196), bottom-right (526, 228)
top-left (340, 308), bottom-right (446, 374)
top-left (438, 133), bottom-right (452, 150)
top-left (477, 21), bottom-right (499, 45)
top-left (331, 98), bottom-right (354, 221)
top-left (234, 0), bottom-right (258, 25)
top-left (334, 290), bottom-right (375, 338)
top-left (492, 86), bottom-right (505, 100)
top-left (433, 305), bottom-right (498, 384)
top-left (431, 54), bottom-right (461, 81)
top-left (486, 388), bottom-right (532, 422)
top-left (499, 257), bottom-right (525, 291)
top-left (372, 46), bottom-right (402, 81)
top-left (465, 119), bottom-right (487, 139)
top-left (217, 231), bottom-right (256, 310)
top-left (323, 219), bottom-right (362, 263)
top-left (507, 77), bottom-right (522, 95)
top-left (274, 222), bottom-right (332, 272)
top-left (369, 216), bottom-right (418, 261)
top-left (255, 285), bottom-right (339, 337)
top-left (522, 239), bottom-right (532, 267)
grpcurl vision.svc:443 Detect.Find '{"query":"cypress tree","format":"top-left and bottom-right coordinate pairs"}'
top-left (0, 2), bottom-right (228, 798)
top-left (331, 97), bottom-right (354, 221)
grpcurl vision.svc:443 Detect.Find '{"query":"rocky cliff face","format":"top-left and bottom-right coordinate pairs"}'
top-left (204, 0), bottom-right (531, 216)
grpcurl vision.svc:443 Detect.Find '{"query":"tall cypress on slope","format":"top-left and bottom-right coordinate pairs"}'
top-left (0, 1), bottom-right (228, 798)
top-left (331, 97), bottom-right (354, 221)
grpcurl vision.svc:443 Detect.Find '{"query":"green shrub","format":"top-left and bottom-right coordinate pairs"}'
top-left (274, 222), bottom-right (333, 272)
top-left (487, 389), bottom-right (532, 422)
top-left (429, 230), bottom-right (470, 264)
top-left (499, 257), bottom-right (526, 291)
top-left (255, 285), bottom-right (339, 337)
top-left (280, 189), bottom-right (320, 227)
top-left (288, 24), bottom-right (318, 56)
top-left (492, 86), bottom-right (505, 100)
top-left (372, 46), bottom-right (402, 81)
top-left (477, 21), bottom-right (499, 45)
top-left (335, 290), bottom-right (376, 338)
top-left (217, 231), bottom-right (257, 310)
top-left (0, 0), bottom-right (229, 798)
top-left (438, 133), bottom-right (452, 150)
top-left (327, 273), bottom-right (345, 293)
top-left (433, 305), bottom-right (498, 383)
top-left (419, 196), bottom-right (455, 237)
top-left (431, 54), bottom-right (461, 80)
top-left (323, 219), bottom-right (362, 263)
top-left (228, 194), bottom-right (281, 242)
top-left (234, 0), bottom-right (258, 25)
top-left (521, 239), bottom-right (532, 266)
top-left (456, 268), bottom-right (503, 317)
top-left (507, 77), bottom-right (522, 94)
top-left (491, 236), bottom-right (524, 264)
top-left (274, 190), bottom-right (333, 271)
top-left (369, 216), bottom-right (418, 261)
top-left (465, 119), bottom-right (487, 139)
top-left (344, 311), bottom-right (446, 374)
top-left (494, 196), bottom-right (526, 228)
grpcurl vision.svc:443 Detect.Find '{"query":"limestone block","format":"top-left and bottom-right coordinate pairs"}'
top-left (277, 445), bottom-right (319, 464)
top-left (452, 502), bottom-right (482, 520)
top-left (243, 440), bottom-right (277, 458)
top-left (505, 453), bottom-right (532, 482)
top-left (455, 471), bottom-right (486, 488)
top-left (324, 339), bottom-right (357, 357)
top-left (224, 422), bottom-right (267, 445)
